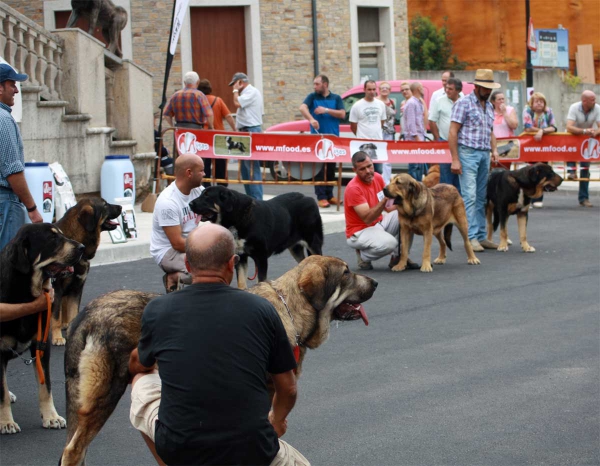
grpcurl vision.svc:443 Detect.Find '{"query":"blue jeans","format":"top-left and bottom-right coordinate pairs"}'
top-left (457, 145), bottom-right (490, 241)
top-left (567, 162), bottom-right (590, 202)
top-left (438, 138), bottom-right (460, 192)
top-left (0, 189), bottom-right (28, 252)
top-left (408, 163), bottom-right (428, 181)
top-left (238, 125), bottom-right (263, 200)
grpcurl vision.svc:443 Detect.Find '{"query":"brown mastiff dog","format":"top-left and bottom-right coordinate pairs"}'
top-left (384, 173), bottom-right (481, 272)
top-left (59, 256), bottom-right (377, 465)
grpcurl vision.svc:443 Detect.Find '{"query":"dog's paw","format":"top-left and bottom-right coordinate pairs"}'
top-left (497, 244), bottom-right (509, 252)
top-left (420, 263), bottom-right (433, 273)
top-left (468, 257), bottom-right (481, 265)
top-left (61, 323), bottom-right (69, 330)
top-left (42, 414), bottom-right (66, 430)
top-left (52, 336), bottom-right (66, 346)
top-left (9, 391), bottom-right (16, 403)
top-left (522, 244), bottom-right (536, 253)
top-left (391, 264), bottom-right (407, 272)
top-left (433, 257), bottom-right (446, 265)
top-left (0, 421), bottom-right (21, 434)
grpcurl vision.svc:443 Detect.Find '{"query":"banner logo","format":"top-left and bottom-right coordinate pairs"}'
top-left (315, 138), bottom-right (346, 161)
top-left (177, 132), bottom-right (209, 154)
top-left (581, 138), bottom-right (599, 160)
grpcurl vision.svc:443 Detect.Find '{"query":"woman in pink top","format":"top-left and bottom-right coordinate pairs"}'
top-left (491, 91), bottom-right (518, 138)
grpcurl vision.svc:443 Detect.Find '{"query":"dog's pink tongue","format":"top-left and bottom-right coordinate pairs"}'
top-left (67, 266), bottom-right (74, 273)
top-left (356, 304), bottom-right (369, 326)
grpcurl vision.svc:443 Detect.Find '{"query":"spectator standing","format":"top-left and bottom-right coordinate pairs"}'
top-left (349, 80), bottom-right (386, 175)
top-left (0, 64), bottom-right (43, 251)
top-left (449, 69), bottom-right (501, 252)
top-left (229, 72), bottom-right (264, 200)
top-left (399, 82), bottom-right (412, 139)
top-left (522, 92), bottom-right (557, 208)
top-left (299, 74), bottom-right (345, 208)
top-left (164, 71), bottom-right (214, 132)
top-left (376, 81), bottom-right (396, 184)
top-left (403, 82), bottom-right (428, 181)
top-left (197, 79), bottom-right (236, 187)
top-left (130, 223), bottom-right (308, 466)
top-left (154, 112), bottom-right (173, 176)
top-left (429, 77), bottom-right (463, 190)
top-left (150, 154), bottom-right (205, 293)
top-left (429, 71), bottom-right (454, 110)
top-left (491, 91), bottom-right (519, 138)
top-left (566, 90), bottom-right (599, 208)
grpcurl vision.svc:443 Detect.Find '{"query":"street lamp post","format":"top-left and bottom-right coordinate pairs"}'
top-left (526, 0), bottom-right (533, 87)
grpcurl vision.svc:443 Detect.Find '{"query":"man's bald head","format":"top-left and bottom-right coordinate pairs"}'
top-left (186, 223), bottom-right (236, 273)
top-left (582, 90), bottom-right (597, 112)
top-left (175, 153), bottom-right (204, 177)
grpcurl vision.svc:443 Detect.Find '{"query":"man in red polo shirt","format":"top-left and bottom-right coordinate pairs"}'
top-left (344, 151), bottom-right (419, 271)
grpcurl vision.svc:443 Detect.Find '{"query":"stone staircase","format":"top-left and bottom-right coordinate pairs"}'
top-left (1, 1), bottom-right (155, 195)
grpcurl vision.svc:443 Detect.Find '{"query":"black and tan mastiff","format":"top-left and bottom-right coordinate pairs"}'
top-left (51, 198), bottom-right (122, 345)
top-left (486, 163), bottom-right (563, 252)
top-left (59, 256), bottom-right (377, 465)
top-left (0, 224), bottom-right (84, 434)
top-left (384, 173), bottom-right (481, 272)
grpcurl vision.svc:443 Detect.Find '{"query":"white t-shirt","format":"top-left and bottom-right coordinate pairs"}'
top-left (567, 102), bottom-right (600, 129)
top-left (150, 182), bottom-right (204, 265)
top-left (349, 98), bottom-right (386, 139)
top-left (236, 84), bottom-right (264, 128)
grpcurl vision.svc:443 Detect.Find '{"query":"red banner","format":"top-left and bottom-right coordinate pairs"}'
top-left (174, 129), bottom-right (600, 164)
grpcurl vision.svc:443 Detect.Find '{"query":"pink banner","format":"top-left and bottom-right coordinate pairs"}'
top-left (174, 129), bottom-right (600, 164)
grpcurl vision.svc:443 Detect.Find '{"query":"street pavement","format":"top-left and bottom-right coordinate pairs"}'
top-left (1, 191), bottom-right (599, 465)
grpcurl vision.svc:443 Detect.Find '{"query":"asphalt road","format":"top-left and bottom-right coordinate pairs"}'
top-left (1, 194), bottom-right (599, 466)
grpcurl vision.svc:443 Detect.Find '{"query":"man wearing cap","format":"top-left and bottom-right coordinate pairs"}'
top-left (565, 90), bottom-right (599, 208)
top-left (0, 64), bottom-right (43, 251)
top-left (229, 72), bottom-right (264, 200)
top-left (449, 69), bottom-right (500, 252)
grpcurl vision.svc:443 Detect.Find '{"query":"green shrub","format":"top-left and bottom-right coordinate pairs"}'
top-left (409, 15), bottom-right (465, 71)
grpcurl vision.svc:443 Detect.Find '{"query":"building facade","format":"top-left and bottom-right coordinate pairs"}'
top-left (8, 0), bottom-right (410, 127)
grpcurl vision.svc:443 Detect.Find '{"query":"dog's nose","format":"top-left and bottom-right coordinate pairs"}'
top-left (371, 279), bottom-right (378, 288)
top-left (77, 243), bottom-right (85, 252)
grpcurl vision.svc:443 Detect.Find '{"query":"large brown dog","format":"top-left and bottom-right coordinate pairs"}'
top-left (66, 0), bottom-right (128, 57)
top-left (51, 198), bottom-right (122, 346)
top-left (0, 224), bottom-right (84, 434)
top-left (486, 164), bottom-right (563, 252)
top-left (59, 256), bottom-right (377, 465)
top-left (384, 174), bottom-right (481, 272)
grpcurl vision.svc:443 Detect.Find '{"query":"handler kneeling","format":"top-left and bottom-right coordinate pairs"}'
top-left (129, 223), bottom-right (309, 466)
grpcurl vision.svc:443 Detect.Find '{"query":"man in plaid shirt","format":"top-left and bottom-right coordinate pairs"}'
top-left (449, 69), bottom-right (500, 252)
top-left (165, 71), bottom-right (214, 132)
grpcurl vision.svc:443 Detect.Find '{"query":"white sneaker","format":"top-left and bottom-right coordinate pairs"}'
top-left (532, 202), bottom-right (543, 208)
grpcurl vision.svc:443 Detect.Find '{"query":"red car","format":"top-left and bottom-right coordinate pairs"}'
top-left (266, 79), bottom-right (475, 137)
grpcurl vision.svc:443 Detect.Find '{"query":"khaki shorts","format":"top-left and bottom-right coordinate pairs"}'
top-left (130, 374), bottom-right (310, 466)
top-left (159, 247), bottom-right (187, 274)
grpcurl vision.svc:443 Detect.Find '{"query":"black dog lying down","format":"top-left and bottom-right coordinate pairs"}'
top-left (486, 163), bottom-right (563, 252)
top-left (189, 186), bottom-right (324, 288)
top-left (0, 224), bottom-right (84, 434)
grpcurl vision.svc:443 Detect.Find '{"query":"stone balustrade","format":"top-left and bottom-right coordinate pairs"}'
top-left (0, 2), bottom-right (63, 101)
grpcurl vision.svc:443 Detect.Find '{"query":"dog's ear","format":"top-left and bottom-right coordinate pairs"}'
top-left (13, 235), bottom-right (31, 275)
top-left (78, 204), bottom-right (98, 233)
top-left (219, 189), bottom-right (235, 213)
top-left (409, 180), bottom-right (421, 199)
top-left (298, 259), bottom-right (338, 311)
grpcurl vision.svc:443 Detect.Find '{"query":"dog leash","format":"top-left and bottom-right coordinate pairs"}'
top-left (275, 290), bottom-right (301, 366)
top-left (34, 291), bottom-right (53, 385)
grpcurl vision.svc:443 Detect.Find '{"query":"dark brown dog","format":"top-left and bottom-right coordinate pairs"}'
top-left (51, 198), bottom-right (121, 345)
top-left (66, 0), bottom-right (128, 57)
top-left (486, 163), bottom-right (563, 252)
top-left (0, 224), bottom-right (84, 434)
top-left (60, 256), bottom-right (376, 465)
top-left (384, 173), bottom-right (481, 272)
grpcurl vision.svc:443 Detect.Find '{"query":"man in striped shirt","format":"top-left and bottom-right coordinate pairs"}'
top-left (0, 64), bottom-right (42, 251)
top-left (164, 71), bottom-right (214, 132)
top-left (449, 69), bottom-right (500, 252)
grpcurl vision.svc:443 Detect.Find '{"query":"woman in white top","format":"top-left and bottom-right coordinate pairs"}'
top-left (376, 81), bottom-right (396, 184)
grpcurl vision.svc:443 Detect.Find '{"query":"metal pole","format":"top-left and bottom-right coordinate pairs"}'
top-left (525, 0), bottom-right (533, 88)
top-left (312, 0), bottom-right (319, 76)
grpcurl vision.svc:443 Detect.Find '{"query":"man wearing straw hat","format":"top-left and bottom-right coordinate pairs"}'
top-left (448, 69), bottom-right (501, 252)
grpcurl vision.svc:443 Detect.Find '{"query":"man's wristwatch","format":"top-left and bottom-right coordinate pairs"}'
top-left (27, 204), bottom-right (37, 212)
top-left (233, 90), bottom-right (239, 94)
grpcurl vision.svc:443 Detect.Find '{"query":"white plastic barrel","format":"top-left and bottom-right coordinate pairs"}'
top-left (24, 162), bottom-right (54, 222)
top-left (101, 155), bottom-right (135, 205)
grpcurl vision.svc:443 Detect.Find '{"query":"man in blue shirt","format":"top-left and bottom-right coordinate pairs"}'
top-left (299, 74), bottom-right (345, 208)
top-left (0, 64), bottom-right (43, 251)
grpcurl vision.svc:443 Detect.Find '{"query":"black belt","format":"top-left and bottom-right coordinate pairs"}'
top-left (176, 122), bottom-right (204, 129)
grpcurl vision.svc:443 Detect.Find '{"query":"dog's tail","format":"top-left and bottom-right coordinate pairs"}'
top-left (444, 224), bottom-right (453, 251)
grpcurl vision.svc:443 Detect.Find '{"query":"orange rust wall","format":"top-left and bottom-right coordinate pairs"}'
top-left (407, 0), bottom-right (600, 82)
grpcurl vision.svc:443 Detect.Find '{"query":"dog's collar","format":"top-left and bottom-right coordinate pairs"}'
top-left (275, 289), bottom-right (301, 365)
